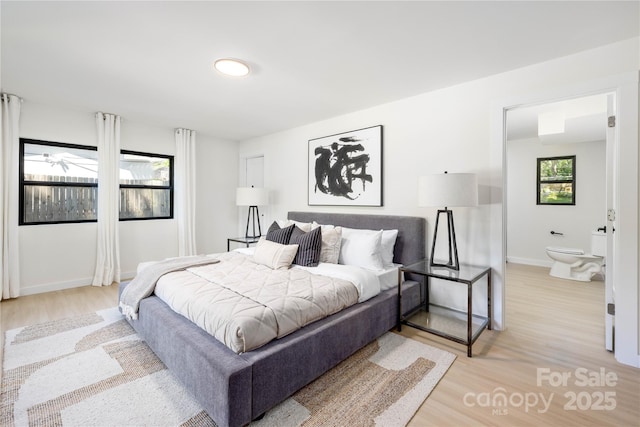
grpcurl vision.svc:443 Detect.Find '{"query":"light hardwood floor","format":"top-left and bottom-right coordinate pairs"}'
top-left (408, 263), bottom-right (640, 427)
top-left (1, 263), bottom-right (638, 426)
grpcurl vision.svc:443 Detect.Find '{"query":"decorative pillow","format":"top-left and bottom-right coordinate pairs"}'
top-left (276, 219), bottom-right (313, 233)
top-left (266, 222), bottom-right (295, 244)
top-left (290, 226), bottom-right (322, 267)
top-left (311, 222), bottom-right (342, 264)
top-left (253, 238), bottom-right (299, 270)
top-left (339, 228), bottom-right (384, 271)
top-left (381, 229), bottom-right (399, 267)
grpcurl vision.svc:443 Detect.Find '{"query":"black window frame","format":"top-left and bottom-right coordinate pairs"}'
top-left (19, 138), bottom-right (99, 225)
top-left (536, 155), bottom-right (576, 206)
top-left (119, 149), bottom-right (174, 221)
top-left (19, 140), bottom-right (174, 225)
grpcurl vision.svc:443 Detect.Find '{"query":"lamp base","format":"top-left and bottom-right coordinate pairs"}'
top-left (245, 206), bottom-right (262, 239)
top-left (429, 209), bottom-right (460, 271)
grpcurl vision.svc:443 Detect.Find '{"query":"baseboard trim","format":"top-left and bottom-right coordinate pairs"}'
top-left (20, 278), bottom-right (92, 296)
top-left (20, 270), bottom-right (136, 296)
top-left (506, 256), bottom-right (552, 268)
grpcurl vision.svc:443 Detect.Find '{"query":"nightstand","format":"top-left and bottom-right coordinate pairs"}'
top-left (397, 260), bottom-right (491, 357)
top-left (227, 236), bottom-right (260, 252)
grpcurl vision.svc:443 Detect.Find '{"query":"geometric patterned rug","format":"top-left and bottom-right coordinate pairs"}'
top-left (1, 307), bottom-right (455, 427)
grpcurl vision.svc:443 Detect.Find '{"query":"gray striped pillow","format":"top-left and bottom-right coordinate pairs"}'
top-left (266, 222), bottom-right (295, 244)
top-left (290, 226), bottom-right (322, 267)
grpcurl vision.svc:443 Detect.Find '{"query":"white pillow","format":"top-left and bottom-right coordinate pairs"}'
top-left (276, 219), bottom-right (312, 232)
top-left (311, 222), bottom-right (342, 264)
top-left (380, 229), bottom-right (399, 267)
top-left (339, 228), bottom-right (384, 271)
top-left (340, 227), bottom-right (398, 267)
top-left (252, 238), bottom-right (299, 270)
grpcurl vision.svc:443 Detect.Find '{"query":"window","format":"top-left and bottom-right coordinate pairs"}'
top-left (537, 155), bottom-right (576, 205)
top-left (20, 139), bottom-right (98, 224)
top-left (119, 150), bottom-right (173, 220)
top-left (20, 139), bottom-right (174, 224)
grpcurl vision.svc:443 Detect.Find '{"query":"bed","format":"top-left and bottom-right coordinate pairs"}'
top-left (119, 211), bottom-right (425, 427)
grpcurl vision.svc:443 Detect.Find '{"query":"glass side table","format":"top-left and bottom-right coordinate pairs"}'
top-left (227, 236), bottom-right (260, 252)
top-left (397, 260), bottom-right (491, 357)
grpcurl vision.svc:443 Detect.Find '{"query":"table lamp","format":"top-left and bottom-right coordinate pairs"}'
top-left (236, 186), bottom-right (269, 238)
top-left (419, 172), bottom-right (478, 270)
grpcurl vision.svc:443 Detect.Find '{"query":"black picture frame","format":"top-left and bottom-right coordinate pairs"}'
top-left (308, 125), bottom-right (383, 206)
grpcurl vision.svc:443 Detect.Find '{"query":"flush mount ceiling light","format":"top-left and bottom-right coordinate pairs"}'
top-left (213, 58), bottom-right (250, 77)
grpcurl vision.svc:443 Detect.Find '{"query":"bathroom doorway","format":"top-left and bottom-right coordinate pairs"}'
top-left (504, 92), bottom-right (616, 351)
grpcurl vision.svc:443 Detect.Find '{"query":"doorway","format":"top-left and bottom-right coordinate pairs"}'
top-left (504, 92), bottom-right (615, 352)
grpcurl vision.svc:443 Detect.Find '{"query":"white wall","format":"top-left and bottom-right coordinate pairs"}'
top-left (19, 102), bottom-right (107, 294)
top-left (195, 136), bottom-right (239, 255)
top-left (18, 101), bottom-right (238, 294)
top-left (507, 139), bottom-right (606, 266)
top-left (237, 38), bottom-right (639, 342)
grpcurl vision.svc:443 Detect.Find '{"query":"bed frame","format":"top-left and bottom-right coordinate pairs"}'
top-left (120, 212), bottom-right (425, 427)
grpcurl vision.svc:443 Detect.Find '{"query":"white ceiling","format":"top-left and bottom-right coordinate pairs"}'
top-left (2, 1), bottom-right (638, 142)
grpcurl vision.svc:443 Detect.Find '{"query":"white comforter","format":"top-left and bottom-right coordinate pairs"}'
top-left (153, 252), bottom-right (376, 353)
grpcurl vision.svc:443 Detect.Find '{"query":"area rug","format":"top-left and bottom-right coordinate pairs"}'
top-left (1, 307), bottom-right (455, 427)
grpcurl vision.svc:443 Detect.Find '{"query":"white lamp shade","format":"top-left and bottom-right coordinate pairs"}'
top-left (418, 173), bottom-right (478, 208)
top-left (236, 187), bottom-right (269, 206)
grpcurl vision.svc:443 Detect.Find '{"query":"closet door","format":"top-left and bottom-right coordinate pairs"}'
top-left (245, 156), bottom-right (264, 188)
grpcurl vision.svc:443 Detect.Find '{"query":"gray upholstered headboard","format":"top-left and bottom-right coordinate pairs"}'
top-left (287, 211), bottom-right (426, 266)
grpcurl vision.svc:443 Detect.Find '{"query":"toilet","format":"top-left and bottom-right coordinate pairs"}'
top-left (545, 231), bottom-right (606, 282)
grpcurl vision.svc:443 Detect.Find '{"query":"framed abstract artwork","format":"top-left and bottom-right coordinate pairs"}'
top-left (308, 125), bottom-right (382, 206)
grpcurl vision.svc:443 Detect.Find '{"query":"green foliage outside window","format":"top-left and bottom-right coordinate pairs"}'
top-left (537, 156), bottom-right (575, 205)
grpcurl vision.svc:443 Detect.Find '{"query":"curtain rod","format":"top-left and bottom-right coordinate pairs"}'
top-left (1, 93), bottom-right (23, 102)
top-left (95, 112), bottom-right (121, 120)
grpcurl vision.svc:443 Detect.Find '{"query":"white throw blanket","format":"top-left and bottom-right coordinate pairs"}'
top-left (119, 255), bottom-right (220, 320)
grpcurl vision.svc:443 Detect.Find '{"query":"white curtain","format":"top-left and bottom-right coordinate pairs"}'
top-left (1, 94), bottom-right (21, 299)
top-left (175, 128), bottom-right (197, 256)
top-left (93, 112), bottom-right (121, 286)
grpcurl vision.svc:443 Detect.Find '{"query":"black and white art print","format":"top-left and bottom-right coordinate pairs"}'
top-left (308, 125), bottom-right (382, 206)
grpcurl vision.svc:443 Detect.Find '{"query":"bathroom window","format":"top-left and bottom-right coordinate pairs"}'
top-left (537, 155), bottom-right (575, 205)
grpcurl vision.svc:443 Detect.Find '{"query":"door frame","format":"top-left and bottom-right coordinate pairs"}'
top-left (490, 72), bottom-right (639, 367)
top-left (605, 93), bottom-right (616, 351)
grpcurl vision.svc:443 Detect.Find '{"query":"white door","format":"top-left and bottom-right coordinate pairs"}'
top-left (604, 95), bottom-right (616, 351)
top-left (245, 156), bottom-right (264, 188)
